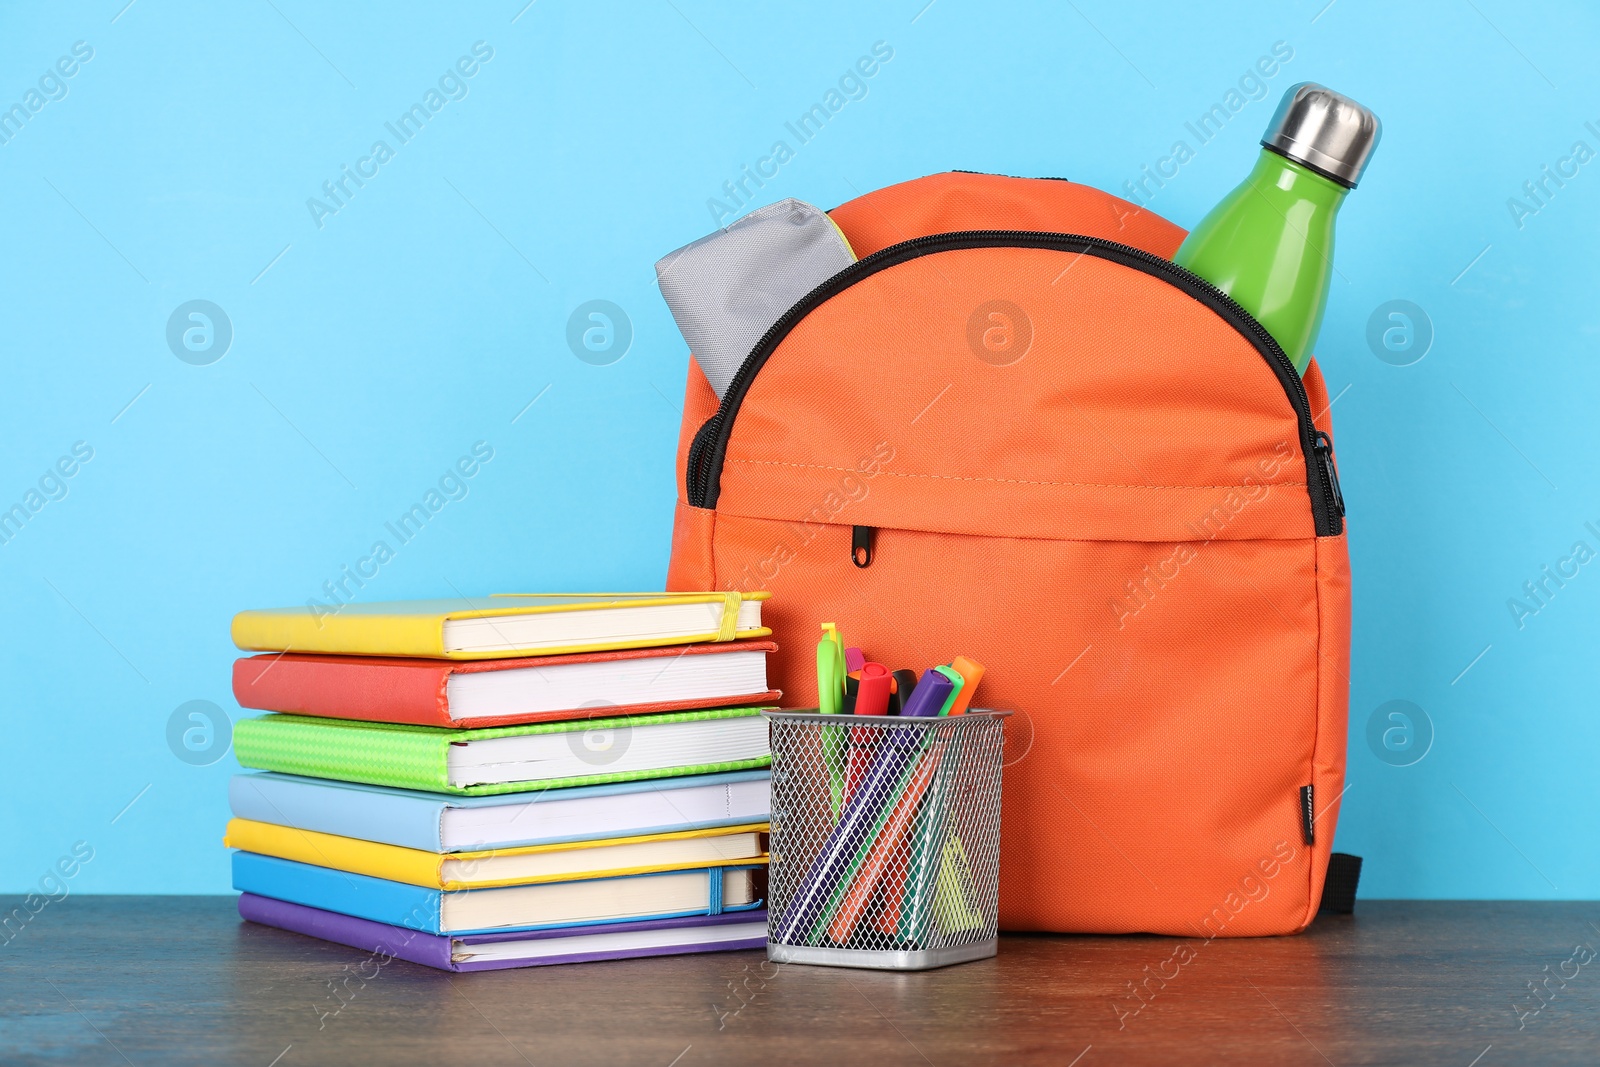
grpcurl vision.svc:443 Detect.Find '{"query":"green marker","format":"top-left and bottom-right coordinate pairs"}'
top-left (1173, 83), bottom-right (1381, 376)
top-left (816, 623), bottom-right (847, 818)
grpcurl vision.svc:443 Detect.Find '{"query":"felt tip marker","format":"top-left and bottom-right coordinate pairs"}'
top-left (900, 668), bottom-right (954, 718)
top-left (944, 656), bottom-right (985, 716)
top-left (932, 665), bottom-right (965, 716)
top-left (843, 663), bottom-right (892, 802)
top-left (888, 669), bottom-right (920, 715)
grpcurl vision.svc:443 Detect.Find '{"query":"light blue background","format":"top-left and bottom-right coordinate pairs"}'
top-left (1, 0), bottom-right (1594, 898)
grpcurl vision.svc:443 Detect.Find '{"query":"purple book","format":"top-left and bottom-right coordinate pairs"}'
top-left (238, 893), bottom-right (768, 972)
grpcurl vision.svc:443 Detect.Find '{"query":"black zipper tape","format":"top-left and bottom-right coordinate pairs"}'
top-left (1314, 430), bottom-right (1345, 519)
top-left (686, 230), bottom-right (1343, 537)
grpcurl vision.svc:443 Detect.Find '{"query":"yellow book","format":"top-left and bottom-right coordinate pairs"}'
top-left (223, 819), bottom-right (770, 890)
top-left (231, 591), bottom-right (771, 659)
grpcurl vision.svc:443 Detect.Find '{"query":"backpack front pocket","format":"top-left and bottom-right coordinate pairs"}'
top-left (686, 231), bottom-right (1343, 540)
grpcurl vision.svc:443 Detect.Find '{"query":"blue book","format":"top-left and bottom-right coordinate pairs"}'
top-left (229, 770), bottom-right (770, 852)
top-left (230, 853), bottom-right (765, 935)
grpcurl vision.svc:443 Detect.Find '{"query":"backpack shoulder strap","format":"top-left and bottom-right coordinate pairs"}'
top-left (1319, 853), bottom-right (1362, 914)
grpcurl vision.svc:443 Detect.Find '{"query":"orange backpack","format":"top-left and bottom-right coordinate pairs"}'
top-left (666, 172), bottom-right (1351, 937)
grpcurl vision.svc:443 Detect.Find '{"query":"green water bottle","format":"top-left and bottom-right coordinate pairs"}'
top-left (1172, 83), bottom-right (1380, 375)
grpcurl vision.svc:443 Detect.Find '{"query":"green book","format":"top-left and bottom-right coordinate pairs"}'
top-left (232, 707), bottom-right (773, 797)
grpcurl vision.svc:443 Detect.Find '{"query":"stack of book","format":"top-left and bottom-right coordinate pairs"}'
top-left (223, 592), bottom-right (779, 972)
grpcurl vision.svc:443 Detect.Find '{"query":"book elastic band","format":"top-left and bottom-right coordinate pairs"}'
top-left (717, 592), bottom-right (741, 642)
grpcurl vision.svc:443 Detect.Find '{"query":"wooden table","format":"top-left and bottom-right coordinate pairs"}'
top-left (2, 898), bottom-right (1595, 1065)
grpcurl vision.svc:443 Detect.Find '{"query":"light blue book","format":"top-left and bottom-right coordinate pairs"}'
top-left (229, 770), bottom-right (770, 853)
top-left (231, 853), bottom-right (766, 936)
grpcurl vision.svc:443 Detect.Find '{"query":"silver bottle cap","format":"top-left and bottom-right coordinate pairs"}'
top-left (1261, 82), bottom-right (1381, 188)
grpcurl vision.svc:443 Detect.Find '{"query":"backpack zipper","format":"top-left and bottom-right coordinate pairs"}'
top-left (1313, 430), bottom-right (1345, 519)
top-left (686, 230), bottom-right (1344, 537)
top-left (851, 525), bottom-right (876, 568)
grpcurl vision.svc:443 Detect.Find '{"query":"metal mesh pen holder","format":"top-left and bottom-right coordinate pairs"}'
top-left (765, 709), bottom-right (1008, 971)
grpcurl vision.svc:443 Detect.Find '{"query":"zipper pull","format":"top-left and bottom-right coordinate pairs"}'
top-left (851, 526), bottom-right (875, 568)
top-left (1313, 431), bottom-right (1345, 517)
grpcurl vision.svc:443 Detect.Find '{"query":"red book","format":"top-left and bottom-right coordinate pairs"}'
top-left (233, 641), bottom-right (779, 728)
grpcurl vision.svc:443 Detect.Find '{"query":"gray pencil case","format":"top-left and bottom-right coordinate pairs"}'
top-left (655, 198), bottom-right (857, 398)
